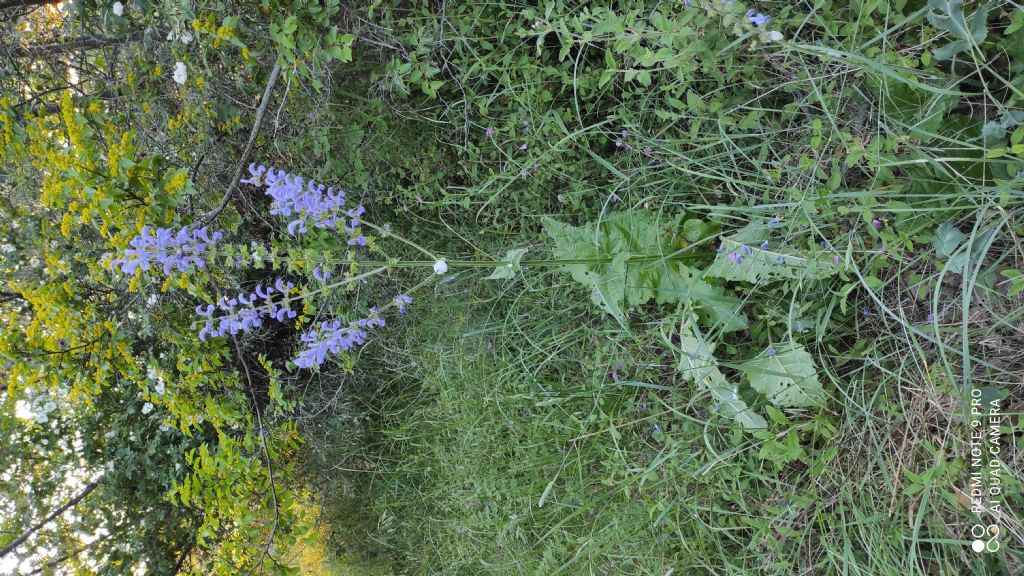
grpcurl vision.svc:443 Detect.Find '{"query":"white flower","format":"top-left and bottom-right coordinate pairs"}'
top-left (141, 402), bottom-right (154, 414)
top-left (146, 294), bottom-right (158, 306)
top-left (154, 380), bottom-right (165, 396)
top-left (767, 30), bottom-right (784, 42)
top-left (112, 2), bottom-right (123, 16)
top-left (29, 257), bottom-right (40, 267)
top-left (35, 413), bottom-right (48, 424)
top-left (433, 259), bottom-right (448, 274)
top-left (167, 30), bottom-right (193, 44)
top-left (172, 62), bottom-right (187, 85)
top-left (0, 244), bottom-right (14, 253)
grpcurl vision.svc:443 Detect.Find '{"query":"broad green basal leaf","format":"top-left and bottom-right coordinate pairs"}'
top-left (673, 315), bottom-right (766, 430)
top-left (704, 237), bottom-right (837, 284)
top-left (543, 213), bottom-right (747, 329)
top-left (541, 217), bottom-right (627, 323)
top-left (738, 344), bottom-right (826, 408)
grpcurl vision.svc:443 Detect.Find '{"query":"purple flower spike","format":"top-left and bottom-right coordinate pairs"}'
top-left (760, 240), bottom-right (769, 249)
top-left (833, 254), bottom-right (841, 265)
top-left (767, 346), bottom-right (777, 357)
top-left (872, 219), bottom-right (882, 229)
top-left (518, 143), bottom-right (527, 151)
top-left (195, 304), bottom-right (215, 317)
top-left (485, 127), bottom-right (494, 138)
top-left (112, 225), bottom-right (222, 277)
top-left (742, 245), bottom-right (753, 255)
top-left (246, 166), bottom-right (352, 235)
top-left (728, 251), bottom-right (743, 264)
top-left (293, 309), bottom-right (388, 369)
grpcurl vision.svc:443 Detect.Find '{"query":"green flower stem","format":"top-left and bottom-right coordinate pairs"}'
top-left (358, 220), bottom-right (438, 260)
top-left (346, 254), bottom-right (711, 269)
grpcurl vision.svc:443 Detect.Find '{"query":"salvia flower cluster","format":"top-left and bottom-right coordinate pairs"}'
top-left (196, 277), bottom-right (297, 341)
top-left (294, 313), bottom-right (386, 369)
top-left (242, 164), bottom-right (366, 245)
top-left (110, 226), bottom-right (223, 275)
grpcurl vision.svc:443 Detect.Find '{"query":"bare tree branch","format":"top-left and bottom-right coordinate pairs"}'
top-left (196, 61), bottom-right (282, 228)
top-left (0, 480), bottom-right (100, 558)
top-left (6, 29), bottom-right (148, 59)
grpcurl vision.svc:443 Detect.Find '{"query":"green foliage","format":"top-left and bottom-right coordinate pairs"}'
top-left (668, 313), bottom-right (767, 430)
top-left (4, 0), bottom-right (1024, 574)
top-left (737, 343), bottom-right (827, 408)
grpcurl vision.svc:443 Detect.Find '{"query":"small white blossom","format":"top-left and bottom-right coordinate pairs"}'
top-left (167, 30), bottom-right (193, 44)
top-left (141, 402), bottom-right (154, 414)
top-left (29, 257), bottom-right (41, 267)
top-left (146, 294), bottom-right (158, 306)
top-left (112, 2), bottom-right (124, 16)
top-left (767, 30), bottom-right (784, 42)
top-left (172, 62), bottom-right (187, 85)
top-left (433, 259), bottom-right (448, 274)
top-left (0, 244), bottom-right (14, 253)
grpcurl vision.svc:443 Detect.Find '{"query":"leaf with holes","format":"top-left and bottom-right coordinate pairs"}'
top-left (738, 344), bottom-right (826, 408)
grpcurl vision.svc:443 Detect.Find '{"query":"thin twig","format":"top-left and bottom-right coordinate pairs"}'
top-left (197, 61), bottom-right (282, 227)
top-left (232, 334), bottom-right (281, 576)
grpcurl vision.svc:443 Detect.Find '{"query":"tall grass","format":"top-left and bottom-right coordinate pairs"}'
top-left (283, 1), bottom-right (1024, 574)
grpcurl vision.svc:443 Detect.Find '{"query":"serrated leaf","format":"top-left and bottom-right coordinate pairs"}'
top-left (544, 213), bottom-right (748, 329)
top-left (675, 317), bottom-right (766, 430)
top-left (704, 237), bottom-right (836, 284)
top-left (541, 217), bottom-right (627, 323)
top-left (485, 248), bottom-right (528, 280)
top-left (738, 344), bottom-right (826, 408)
top-left (932, 220), bottom-right (966, 257)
